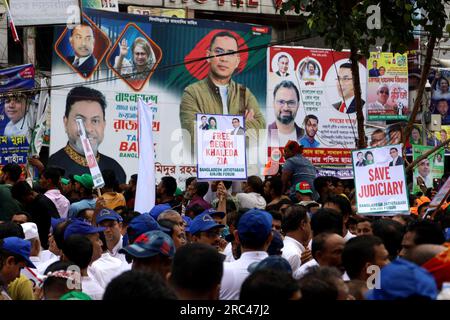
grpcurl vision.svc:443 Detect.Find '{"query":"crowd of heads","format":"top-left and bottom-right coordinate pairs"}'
top-left (1, 159), bottom-right (450, 301)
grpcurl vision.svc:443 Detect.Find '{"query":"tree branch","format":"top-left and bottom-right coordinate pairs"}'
top-left (405, 138), bottom-right (450, 173)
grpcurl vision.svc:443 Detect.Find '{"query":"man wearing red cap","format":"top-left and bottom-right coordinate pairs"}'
top-left (294, 181), bottom-right (314, 203)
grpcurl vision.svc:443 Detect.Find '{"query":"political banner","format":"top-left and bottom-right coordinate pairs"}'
top-left (367, 52), bottom-right (409, 121)
top-left (81, 0), bottom-right (118, 12)
top-left (266, 46), bottom-right (367, 167)
top-left (50, 9), bottom-right (270, 185)
top-left (196, 114), bottom-right (246, 180)
top-left (353, 144), bottom-right (409, 215)
top-left (436, 125), bottom-right (450, 154)
top-left (135, 98), bottom-right (155, 213)
top-left (412, 145), bottom-right (445, 194)
top-left (128, 6), bottom-right (186, 18)
top-left (429, 68), bottom-right (450, 125)
top-left (429, 176), bottom-right (450, 208)
top-left (0, 64), bottom-right (35, 166)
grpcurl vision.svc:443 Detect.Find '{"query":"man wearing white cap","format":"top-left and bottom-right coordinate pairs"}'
top-left (21, 222), bottom-right (45, 293)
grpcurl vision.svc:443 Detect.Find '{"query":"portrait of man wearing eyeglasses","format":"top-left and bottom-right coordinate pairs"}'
top-left (267, 80), bottom-right (304, 147)
top-left (332, 62), bottom-right (365, 114)
top-left (368, 84), bottom-right (391, 113)
top-left (180, 31), bottom-right (265, 145)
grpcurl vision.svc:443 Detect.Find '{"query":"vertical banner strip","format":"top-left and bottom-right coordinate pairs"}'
top-left (135, 98), bottom-right (155, 213)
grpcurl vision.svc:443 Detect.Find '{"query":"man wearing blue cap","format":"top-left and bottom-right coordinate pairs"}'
top-left (220, 209), bottom-right (273, 300)
top-left (95, 209), bottom-right (125, 261)
top-left (119, 230), bottom-right (175, 279)
top-left (64, 219), bottom-right (106, 265)
top-left (190, 213), bottom-right (225, 251)
top-left (127, 214), bottom-right (160, 244)
top-left (0, 237), bottom-right (36, 300)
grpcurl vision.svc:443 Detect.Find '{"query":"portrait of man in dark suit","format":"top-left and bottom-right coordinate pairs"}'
top-left (275, 55), bottom-right (290, 77)
top-left (332, 62), bottom-right (365, 114)
top-left (355, 151), bottom-right (366, 167)
top-left (66, 24), bottom-right (98, 78)
top-left (230, 117), bottom-right (244, 135)
top-left (389, 147), bottom-right (403, 166)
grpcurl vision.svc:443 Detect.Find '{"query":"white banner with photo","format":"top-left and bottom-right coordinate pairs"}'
top-left (196, 114), bottom-right (246, 180)
top-left (353, 144), bottom-right (409, 215)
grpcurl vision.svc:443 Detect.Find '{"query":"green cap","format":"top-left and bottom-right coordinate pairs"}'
top-left (73, 174), bottom-right (94, 189)
top-left (61, 178), bottom-right (70, 186)
top-left (59, 291), bottom-right (92, 300)
top-left (174, 187), bottom-right (183, 197)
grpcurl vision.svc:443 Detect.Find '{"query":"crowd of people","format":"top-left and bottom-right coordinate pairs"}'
top-left (1, 141), bottom-right (450, 301)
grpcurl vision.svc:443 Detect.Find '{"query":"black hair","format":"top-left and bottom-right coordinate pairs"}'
top-left (304, 114), bottom-right (319, 125)
top-left (342, 235), bottom-right (384, 280)
top-left (119, 210), bottom-right (140, 226)
top-left (310, 208), bottom-right (343, 236)
top-left (371, 219), bottom-right (405, 260)
top-left (240, 269), bottom-right (299, 300)
top-left (324, 195), bottom-right (353, 217)
top-left (185, 204), bottom-right (206, 218)
top-left (161, 176), bottom-right (177, 196)
top-left (314, 176), bottom-right (331, 194)
top-left (53, 220), bottom-right (71, 252)
top-left (75, 208), bottom-right (94, 222)
top-left (268, 210), bottom-right (282, 222)
top-left (268, 176), bottom-right (283, 197)
top-left (390, 147), bottom-right (399, 153)
top-left (170, 243), bottom-right (224, 295)
top-left (340, 62), bottom-right (352, 70)
top-left (0, 222), bottom-right (25, 239)
top-left (406, 220), bottom-right (445, 245)
top-left (42, 167), bottom-right (62, 187)
top-left (2, 164), bottom-right (22, 183)
top-left (278, 54), bottom-right (288, 61)
top-left (194, 181), bottom-right (209, 198)
top-left (232, 117), bottom-right (240, 123)
top-left (65, 86), bottom-right (106, 119)
top-left (11, 181), bottom-right (33, 201)
top-left (311, 232), bottom-right (335, 258)
top-left (281, 205), bottom-right (308, 233)
top-left (10, 211), bottom-right (32, 223)
top-left (298, 266), bottom-right (342, 300)
top-left (104, 270), bottom-right (177, 300)
top-left (266, 198), bottom-right (293, 212)
top-left (185, 177), bottom-right (196, 191)
top-left (246, 175), bottom-right (264, 195)
top-left (62, 235), bottom-right (93, 270)
top-left (272, 80), bottom-right (300, 102)
top-left (101, 169), bottom-right (119, 190)
top-left (209, 31), bottom-right (238, 50)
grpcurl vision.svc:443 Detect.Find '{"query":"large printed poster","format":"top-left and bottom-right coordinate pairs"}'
top-left (196, 114), bottom-right (246, 180)
top-left (0, 64), bottom-right (35, 166)
top-left (50, 9), bottom-right (271, 184)
top-left (266, 46), bottom-right (366, 172)
top-left (366, 52), bottom-right (409, 121)
top-left (412, 145), bottom-right (445, 194)
top-left (353, 144), bottom-right (409, 215)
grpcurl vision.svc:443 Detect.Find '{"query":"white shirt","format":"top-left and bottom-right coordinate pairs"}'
top-left (88, 252), bottom-right (125, 289)
top-left (293, 258), bottom-right (318, 280)
top-left (344, 230), bottom-right (356, 242)
top-left (81, 276), bottom-right (104, 300)
top-left (4, 119), bottom-right (28, 137)
top-left (282, 235), bottom-right (306, 273)
top-left (236, 192), bottom-right (266, 210)
top-left (218, 85), bottom-right (229, 114)
top-left (223, 242), bottom-right (236, 263)
top-left (37, 255), bottom-right (60, 275)
top-left (108, 235), bottom-right (127, 263)
top-left (220, 251), bottom-right (268, 300)
top-left (75, 55), bottom-right (91, 67)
